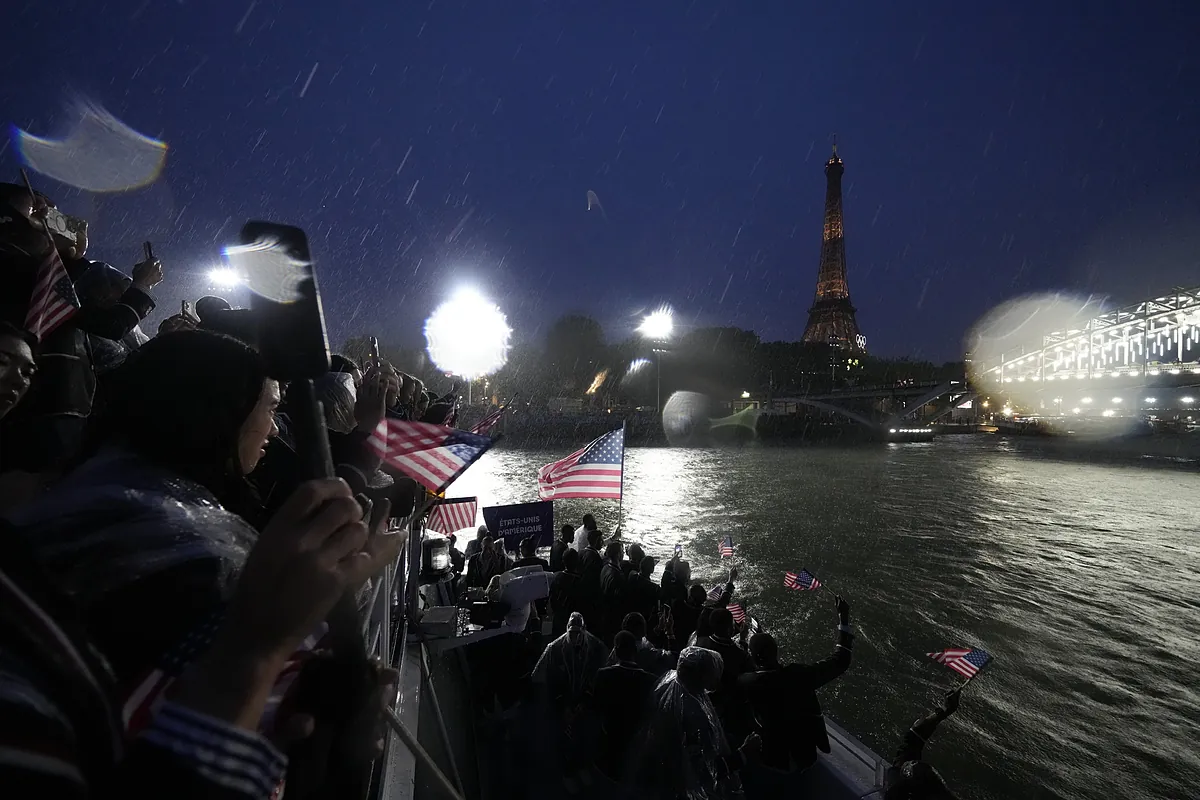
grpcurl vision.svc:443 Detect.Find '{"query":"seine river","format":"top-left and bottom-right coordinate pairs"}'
top-left (449, 435), bottom-right (1199, 800)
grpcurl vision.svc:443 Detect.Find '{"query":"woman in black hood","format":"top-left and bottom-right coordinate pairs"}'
top-left (5, 329), bottom-right (280, 707)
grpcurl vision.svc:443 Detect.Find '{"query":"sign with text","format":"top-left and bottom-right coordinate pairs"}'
top-left (482, 500), bottom-right (554, 551)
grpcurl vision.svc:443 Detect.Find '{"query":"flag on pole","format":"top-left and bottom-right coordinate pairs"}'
top-left (537, 427), bottom-right (624, 500)
top-left (368, 420), bottom-right (495, 494)
top-left (24, 247), bottom-right (80, 341)
top-left (426, 497), bottom-right (478, 533)
top-left (784, 569), bottom-right (821, 591)
top-left (706, 585), bottom-right (723, 602)
top-left (727, 603), bottom-right (746, 624)
top-left (926, 647), bottom-right (991, 679)
top-left (718, 535), bottom-right (735, 558)
top-left (470, 398), bottom-right (514, 436)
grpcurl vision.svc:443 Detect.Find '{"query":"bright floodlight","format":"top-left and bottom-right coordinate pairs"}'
top-left (425, 289), bottom-right (511, 378)
top-left (638, 306), bottom-right (674, 340)
top-left (209, 267), bottom-right (242, 289)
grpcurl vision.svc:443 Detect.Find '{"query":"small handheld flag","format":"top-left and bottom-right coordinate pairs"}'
top-left (727, 603), bottom-right (746, 624)
top-left (784, 569), bottom-right (822, 591)
top-left (368, 420), bottom-right (495, 494)
top-left (718, 536), bottom-right (734, 558)
top-left (706, 585), bottom-right (723, 602)
top-left (927, 647), bottom-right (991, 679)
top-left (426, 497), bottom-right (479, 534)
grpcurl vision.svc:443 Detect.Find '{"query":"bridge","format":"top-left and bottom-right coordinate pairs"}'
top-left (761, 380), bottom-right (971, 439)
top-left (973, 286), bottom-right (1200, 416)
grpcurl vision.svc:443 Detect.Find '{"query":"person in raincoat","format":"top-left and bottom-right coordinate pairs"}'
top-left (532, 612), bottom-right (607, 792)
top-left (629, 645), bottom-right (760, 799)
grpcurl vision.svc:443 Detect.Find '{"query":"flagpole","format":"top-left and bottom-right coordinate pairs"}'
top-left (617, 420), bottom-right (626, 535)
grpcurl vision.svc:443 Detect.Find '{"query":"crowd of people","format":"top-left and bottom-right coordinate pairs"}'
top-left (452, 518), bottom-right (962, 799)
top-left (0, 183), bottom-right (469, 798)
top-left (0, 181), bottom-right (962, 800)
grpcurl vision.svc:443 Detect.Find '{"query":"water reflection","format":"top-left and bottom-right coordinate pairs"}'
top-left (449, 437), bottom-right (1199, 800)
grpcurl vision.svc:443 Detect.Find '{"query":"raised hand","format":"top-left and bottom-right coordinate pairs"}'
top-left (355, 367), bottom-right (389, 431)
top-left (221, 478), bottom-right (371, 663)
top-left (132, 256), bottom-right (164, 290)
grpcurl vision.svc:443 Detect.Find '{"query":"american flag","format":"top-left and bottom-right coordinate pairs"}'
top-left (785, 569), bottom-right (821, 591)
top-left (427, 496), bottom-right (478, 533)
top-left (927, 647), bottom-right (992, 679)
top-left (368, 419), bottom-right (495, 494)
top-left (122, 612), bottom-right (324, 735)
top-left (537, 426), bottom-right (624, 500)
top-left (706, 584), bottom-right (723, 602)
top-left (24, 247), bottom-right (80, 341)
top-left (727, 603), bottom-right (746, 624)
top-left (470, 402), bottom-right (509, 436)
top-left (718, 535), bottom-right (735, 558)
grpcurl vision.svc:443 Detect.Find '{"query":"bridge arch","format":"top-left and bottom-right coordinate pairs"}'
top-left (791, 398), bottom-right (881, 431)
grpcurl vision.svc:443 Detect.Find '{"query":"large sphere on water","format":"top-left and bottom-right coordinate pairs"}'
top-left (662, 391), bottom-right (714, 447)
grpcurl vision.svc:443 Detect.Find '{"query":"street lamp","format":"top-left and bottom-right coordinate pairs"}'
top-left (637, 306), bottom-right (674, 414)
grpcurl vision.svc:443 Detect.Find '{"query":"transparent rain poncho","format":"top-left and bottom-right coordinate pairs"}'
top-left (629, 645), bottom-right (743, 800)
top-left (532, 612), bottom-right (607, 708)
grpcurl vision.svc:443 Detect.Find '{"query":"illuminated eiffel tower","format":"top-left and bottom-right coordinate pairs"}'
top-left (802, 143), bottom-right (866, 351)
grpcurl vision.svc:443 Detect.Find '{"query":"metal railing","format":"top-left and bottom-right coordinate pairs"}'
top-left (364, 513), bottom-right (467, 800)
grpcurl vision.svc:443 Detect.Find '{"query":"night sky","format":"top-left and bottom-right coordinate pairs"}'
top-left (3, 1), bottom-right (1198, 361)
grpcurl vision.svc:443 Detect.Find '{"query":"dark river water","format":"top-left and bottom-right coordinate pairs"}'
top-left (449, 435), bottom-right (1200, 800)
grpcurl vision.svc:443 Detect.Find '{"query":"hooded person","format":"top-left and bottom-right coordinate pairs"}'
top-left (532, 612), bottom-right (608, 789)
top-left (4, 329), bottom-right (398, 799)
top-left (3, 330), bottom-right (280, 696)
top-left (628, 646), bottom-right (759, 799)
top-left (0, 183), bottom-right (160, 472)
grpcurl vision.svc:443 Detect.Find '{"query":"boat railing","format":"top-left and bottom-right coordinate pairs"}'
top-left (364, 513), bottom-right (466, 800)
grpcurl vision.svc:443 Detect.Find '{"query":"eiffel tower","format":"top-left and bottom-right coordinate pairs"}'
top-left (802, 143), bottom-right (866, 351)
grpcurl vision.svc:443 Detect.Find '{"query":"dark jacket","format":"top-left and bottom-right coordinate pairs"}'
top-left (4, 450), bottom-right (255, 692)
top-left (592, 662), bottom-right (658, 775)
top-left (549, 539), bottom-right (569, 572)
top-left (548, 570), bottom-right (582, 639)
top-left (1, 256), bottom-right (154, 471)
top-left (0, 527), bottom-right (286, 799)
top-left (739, 627), bottom-right (854, 771)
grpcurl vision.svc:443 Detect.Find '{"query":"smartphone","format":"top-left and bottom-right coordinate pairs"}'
top-left (674, 543), bottom-right (682, 557)
top-left (143, 241), bottom-right (155, 261)
top-left (42, 207), bottom-right (80, 249)
top-left (369, 336), bottom-right (381, 369)
top-left (181, 300), bottom-right (196, 322)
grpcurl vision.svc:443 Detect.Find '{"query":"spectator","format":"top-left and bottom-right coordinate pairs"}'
top-left (626, 555), bottom-right (661, 629)
top-left (0, 323), bottom-right (39, 512)
top-left (532, 612), bottom-right (607, 793)
top-left (447, 534), bottom-right (465, 575)
top-left (513, 536), bottom-right (549, 571)
top-left (592, 630), bottom-right (657, 780)
top-left (672, 583), bottom-right (708, 650)
top-left (549, 524), bottom-right (573, 571)
top-left (630, 646), bottom-right (760, 796)
top-left (620, 542), bottom-right (645, 578)
top-left (572, 512), bottom-right (598, 552)
top-left (885, 690), bottom-right (962, 800)
top-left (614, 612), bottom-right (676, 677)
top-left (549, 549), bottom-right (583, 639)
top-left (740, 596), bottom-right (854, 773)
top-left (599, 540), bottom-right (626, 640)
top-left (0, 477), bottom-right (396, 798)
top-left (465, 537), bottom-right (507, 589)
top-left (464, 525), bottom-right (487, 559)
top-left (0, 184), bottom-right (161, 472)
top-left (660, 553), bottom-right (690, 606)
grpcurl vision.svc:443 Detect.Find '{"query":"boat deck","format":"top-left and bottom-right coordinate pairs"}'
top-left (399, 622), bottom-right (886, 800)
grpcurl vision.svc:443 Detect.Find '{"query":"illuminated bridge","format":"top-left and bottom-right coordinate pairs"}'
top-left (976, 287), bottom-right (1200, 415)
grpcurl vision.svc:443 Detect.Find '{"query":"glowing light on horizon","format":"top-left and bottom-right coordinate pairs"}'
top-left (638, 306), bottom-right (674, 340)
top-left (208, 267), bottom-right (242, 289)
top-left (424, 288), bottom-right (511, 379)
